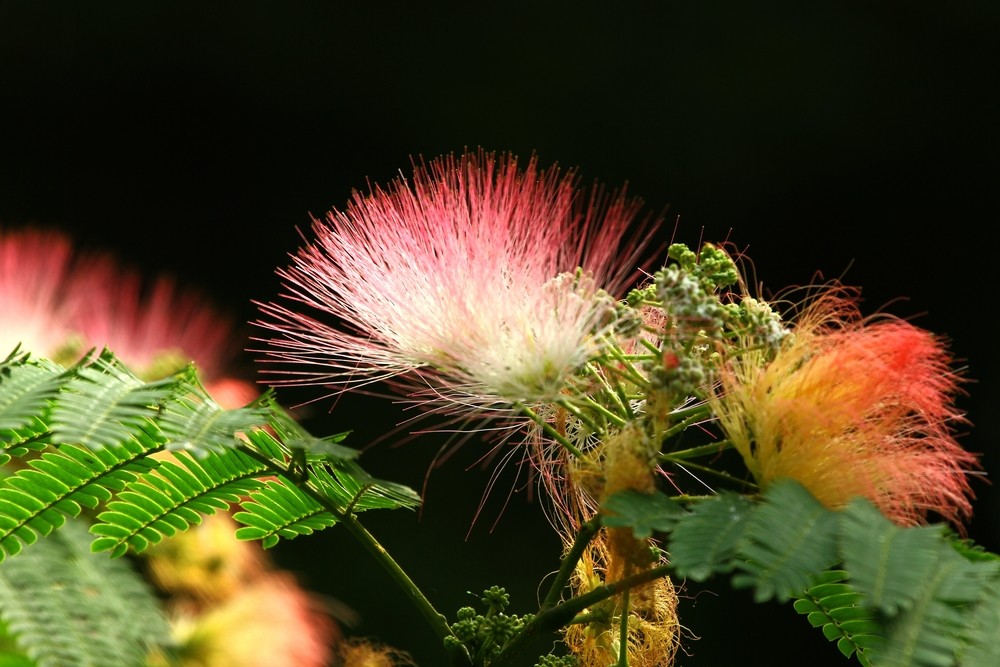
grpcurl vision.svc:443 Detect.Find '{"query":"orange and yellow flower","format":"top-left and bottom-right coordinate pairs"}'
top-left (713, 285), bottom-right (979, 528)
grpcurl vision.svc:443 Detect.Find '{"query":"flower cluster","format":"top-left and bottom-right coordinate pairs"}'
top-left (254, 149), bottom-right (982, 665)
top-left (254, 150), bottom-right (660, 417)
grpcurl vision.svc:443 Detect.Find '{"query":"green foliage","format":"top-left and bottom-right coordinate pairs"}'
top-left (793, 570), bottom-right (883, 666)
top-left (602, 479), bottom-right (1000, 667)
top-left (664, 490), bottom-right (754, 581)
top-left (0, 349), bottom-right (421, 665)
top-left (446, 586), bottom-right (535, 667)
top-left (731, 479), bottom-right (840, 602)
top-left (600, 488), bottom-right (684, 539)
top-left (0, 515), bottom-right (171, 667)
top-left (0, 347), bottom-right (63, 442)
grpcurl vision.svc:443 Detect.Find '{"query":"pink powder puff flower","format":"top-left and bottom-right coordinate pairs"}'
top-left (0, 227), bottom-right (84, 360)
top-left (713, 285), bottom-right (980, 530)
top-left (0, 225), bottom-right (256, 408)
top-left (254, 150), bottom-right (661, 421)
top-left (67, 256), bottom-right (258, 407)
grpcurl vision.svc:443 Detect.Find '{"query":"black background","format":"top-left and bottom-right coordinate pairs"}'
top-left (2, 2), bottom-right (998, 665)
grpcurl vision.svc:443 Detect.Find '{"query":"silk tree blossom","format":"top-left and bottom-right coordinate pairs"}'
top-left (71, 260), bottom-right (257, 405)
top-left (713, 285), bottom-right (979, 529)
top-left (0, 227), bottom-right (85, 360)
top-left (166, 572), bottom-right (337, 667)
top-left (0, 225), bottom-right (256, 406)
top-left (254, 150), bottom-right (661, 418)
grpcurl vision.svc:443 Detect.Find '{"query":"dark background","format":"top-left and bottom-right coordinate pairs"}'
top-left (2, 2), bottom-right (997, 665)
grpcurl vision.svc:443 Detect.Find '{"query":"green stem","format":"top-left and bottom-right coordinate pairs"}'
top-left (578, 395), bottom-right (628, 427)
top-left (337, 514), bottom-right (464, 660)
top-left (660, 404), bottom-right (712, 439)
top-left (585, 361), bottom-right (633, 419)
top-left (492, 564), bottom-right (673, 667)
top-left (666, 458), bottom-right (758, 490)
top-left (236, 442), bottom-right (469, 665)
top-left (555, 398), bottom-right (603, 434)
top-left (660, 439), bottom-right (732, 461)
top-left (617, 587), bottom-right (631, 667)
top-left (600, 344), bottom-right (652, 389)
top-left (541, 518), bottom-right (601, 610)
top-left (517, 403), bottom-right (584, 458)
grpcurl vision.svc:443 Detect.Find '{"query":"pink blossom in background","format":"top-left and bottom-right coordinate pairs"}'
top-left (0, 225), bottom-right (256, 407)
top-left (0, 227), bottom-right (85, 359)
top-left (71, 261), bottom-right (238, 383)
top-left (254, 150), bottom-right (662, 416)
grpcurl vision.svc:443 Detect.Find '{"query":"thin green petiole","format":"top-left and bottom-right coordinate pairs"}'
top-left (541, 518), bottom-right (601, 610)
top-left (555, 398), bottom-right (603, 434)
top-left (661, 439), bottom-right (733, 461)
top-left (617, 587), bottom-right (631, 667)
top-left (585, 361), bottom-right (633, 419)
top-left (578, 395), bottom-right (628, 427)
top-left (518, 403), bottom-right (584, 458)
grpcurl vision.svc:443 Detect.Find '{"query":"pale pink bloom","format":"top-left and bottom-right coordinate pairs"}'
top-left (254, 150), bottom-right (660, 416)
top-left (71, 261), bottom-right (243, 386)
top-left (0, 227), bottom-right (84, 359)
top-left (0, 225), bottom-right (255, 407)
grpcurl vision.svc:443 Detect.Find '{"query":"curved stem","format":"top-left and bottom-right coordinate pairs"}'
top-left (616, 587), bottom-right (631, 667)
top-left (492, 564), bottom-right (672, 667)
top-left (236, 441), bottom-right (469, 665)
top-left (660, 439), bottom-right (732, 461)
top-left (541, 518), bottom-right (601, 610)
top-left (337, 513), bottom-right (462, 658)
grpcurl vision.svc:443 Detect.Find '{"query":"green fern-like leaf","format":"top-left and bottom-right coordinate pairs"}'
top-left (668, 491), bottom-right (753, 581)
top-left (601, 489), bottom-right (685, 539)
top-left (264, 396), bottom-right (357, 461)
top-left (50, 350), bottom-right (175, 451)
top-left (233, 477), bottom-right (339, 549)
top-left (732, 479), bottom-right (840, 602)
top-left (957, 578), bottom-right (1000, 666)
top-left (838, 500), bottom-right (994, 615)
top-left (0, 432), bottom-right (160, 562)
top-left (232, 429), bottom-right (420, 549)
top-left (840, 499), bottom-right (1000, 667)
top-left (0, 351), bottom-right (65, 453)
top-left (793, 570), bottom-right (883, 665)
top-left (0, 515), bottom-right (172, 667)
top-left (155, 370), bottom-right (270, 457)
top-left (89, 447), bottom-right (269, 557)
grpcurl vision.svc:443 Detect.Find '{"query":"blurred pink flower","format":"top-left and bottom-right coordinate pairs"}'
top-left (0, 227), bottom-right (83, 359)
top-left (72, 259), bottom-right (250, 396)
top-left (0, 225), bottom-right (255, 407)
top-left (254, 150), bottom-right (661, 416)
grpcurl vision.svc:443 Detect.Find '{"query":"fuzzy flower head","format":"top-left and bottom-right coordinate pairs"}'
top-left (0, 227), bottom-right (84, 360)
top-left (1, 225), bottom-right (256, 405)
top-left (71, 259), bottom-right (250, 392)
top-left (255, 150), bottom-right (660, 415)
top-left (713, 285), bottom-right (979, 529)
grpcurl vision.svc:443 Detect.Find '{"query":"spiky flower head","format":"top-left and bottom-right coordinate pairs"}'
top-left (713, 285), bottom-right (979, 529)
top-left (0, 225), bottom-right (256, 406)
top-left (71, 258), bottom-right (252, 397)
top-left (0, 227), bottom-right (85, 360)
top-left (254, 149), bottom-right (660, 417)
